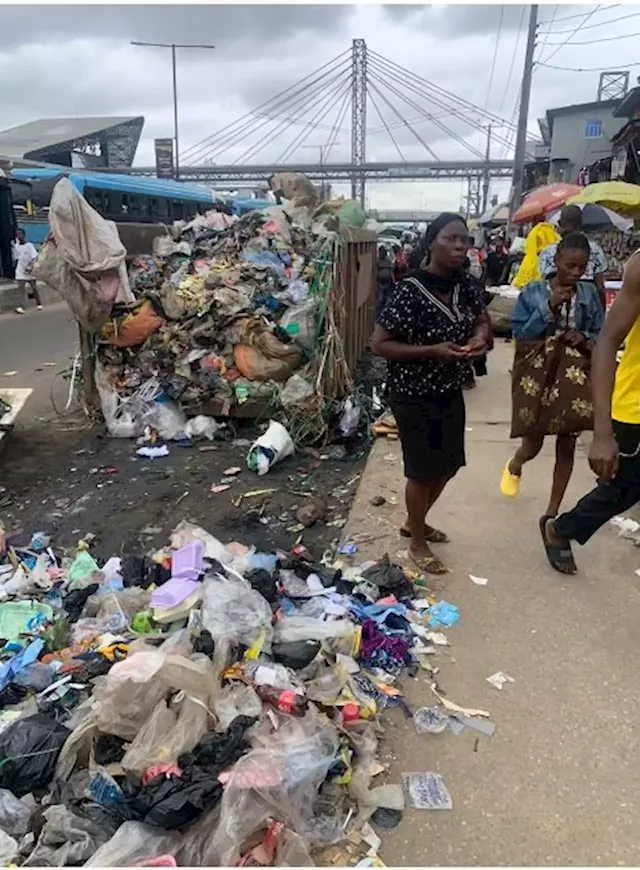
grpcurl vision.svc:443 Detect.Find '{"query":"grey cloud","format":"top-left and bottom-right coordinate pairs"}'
top-left (0, 5), bottom-right (351, 50)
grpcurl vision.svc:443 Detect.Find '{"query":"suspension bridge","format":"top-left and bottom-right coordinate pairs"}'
top-left (134, 39), bottom-right (531, 215)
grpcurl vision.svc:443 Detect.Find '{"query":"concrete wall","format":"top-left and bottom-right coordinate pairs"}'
top-left (549, 103), bottom-right (626, 182)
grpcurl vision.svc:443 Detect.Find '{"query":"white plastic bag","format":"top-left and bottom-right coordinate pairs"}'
top-left (280, 374), bottom-right (314, 408)
top-left (247, 420), bottom-right (294, 475)
top-left (184, 415), bottom-right (223, 441)
top-left (141, 397), bottom-right (187, 441)
top-left (85, 821), bottom-right (182, 867)
top-left (280, 298), bottom-right (319, 352)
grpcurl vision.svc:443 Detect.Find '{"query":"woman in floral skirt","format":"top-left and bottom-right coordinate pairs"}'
top-left (500, 233), bottom-right (604, 527)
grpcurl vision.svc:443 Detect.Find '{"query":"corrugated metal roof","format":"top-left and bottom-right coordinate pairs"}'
top-left (0, 117), bottom-right (143, 158)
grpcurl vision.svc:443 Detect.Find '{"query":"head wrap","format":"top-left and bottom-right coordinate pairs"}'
top-left (410, 212), bottom-right (468, 270)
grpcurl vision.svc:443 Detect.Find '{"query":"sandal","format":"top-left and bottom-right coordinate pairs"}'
top-left (400, 525), bottom-right (449, 543)
top-left (409, 551), bottom-right (448, 576)
top-left (539, 515), bottom-right (577, 575)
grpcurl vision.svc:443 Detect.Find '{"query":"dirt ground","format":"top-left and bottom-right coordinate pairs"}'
top-left (0, 414), bottom-right (368, 563)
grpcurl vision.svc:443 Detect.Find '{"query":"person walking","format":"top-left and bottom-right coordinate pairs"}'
top-left (12, 229), bottom-right (42, 314)
top-left (538, 204), bottom-right (607, 312)
top-left (541, 248), bottom-right (640, 573)
top-left (500, 233), bottom-right (604, 521)
top-left (372, 212), bottom-right (491, 575)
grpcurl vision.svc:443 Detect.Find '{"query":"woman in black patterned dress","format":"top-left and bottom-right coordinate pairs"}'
top-left (372, 213), bottom-right (491, 575)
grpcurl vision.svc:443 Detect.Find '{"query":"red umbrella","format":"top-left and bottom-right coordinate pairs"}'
top-left (513, 183), bottom-right (582, 223)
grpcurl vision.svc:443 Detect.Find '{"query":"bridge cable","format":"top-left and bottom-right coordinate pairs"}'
top-left (180, 50), bottom-right (351, 164)
top-left (367, 84), bottom-right (407, 161)
top-left (275, 78), bottom-right (353, 164)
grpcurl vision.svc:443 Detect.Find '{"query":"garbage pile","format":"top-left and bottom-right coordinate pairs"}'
top-left (96, 202), bottom-right (346, 441)
top-left (0, 520), bottom-right (473, 866)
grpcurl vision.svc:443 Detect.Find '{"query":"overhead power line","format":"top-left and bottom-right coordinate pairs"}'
top-left (484, 4), bottom-right (505, 110)
top-left (537, 9), bottom-right (640, 34)
top-left (538, 4), bottom-right (601, 65)
top-left (543, 29), bottom-right (640, 45)
top-left (536, 59), bottom-right (640, 72)
top-left (538, 3), bottom-right (618, 25)
top-left (498, 6), bottom-right (526, 114)
top-left (535, 4), bottom-right (557, 59)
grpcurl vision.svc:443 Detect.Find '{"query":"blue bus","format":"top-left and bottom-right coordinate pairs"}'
top-left (9, 168), bottom-right (220, 251)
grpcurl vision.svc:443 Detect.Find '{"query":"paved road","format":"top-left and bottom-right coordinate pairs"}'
top-left (345, 341), bottom-right (640, 866)
top-left (0, 302), bottom-right (77, 420)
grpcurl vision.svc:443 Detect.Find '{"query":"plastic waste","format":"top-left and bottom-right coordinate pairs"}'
top-left (67, 550), bottom-right (101, 588)
top-left (274, 616), bottom-right (355, 645)
top-left (85, 822), bottom-right (182, 867)
top-left (255, 686), bottom-right (308, 716)
top-left (214, 684), bottom-right (263, 731)
top-left (184, 415), bottom-right (223, 441)
top-left (280, 373), bottom-right (315, 407)
top-left (247, 420), bottom-right (295, 475)
top-left (171, 540), bottom-right (203, 580)
top-left (0, 789), bottom-right (31, 838)
top-left (150, 577), bottom-right (200, 610)
top-left (279, 298), bottom-right (319, 352)
top-left (339, 396), bottom-right (361, 438)
top-left (0, 713), bottom-right (69, 796)
top-left (413, 707), bottom-right (449, 734)
top-left (142, 396), bottom-right (187, 441)
top-left (137, 445), bottom-right (170, 459)
top-left (23, 804), bottom-right (109, 866)
top-left (0, 830), bottom-right (18, 865)
top-left (428, 600), bottom-right (460, 627)
top-left (272, 640), bottom-right (321, 670)
top-left (201, 575), bottom-right (273, 661)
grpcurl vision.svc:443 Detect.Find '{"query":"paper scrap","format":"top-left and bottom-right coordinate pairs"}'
top-left (469, 574), bottom-right (489, 586)
top-left (453, 714), bottom-right (496, 737)
top-left (403, 772), bottom-right (452, 810)
top-left (430, 684), bottom-right (490, 718)
top-left (486, 671), bottom-right (515, 691)
top-left (2, 372), bottom-right (17, 377)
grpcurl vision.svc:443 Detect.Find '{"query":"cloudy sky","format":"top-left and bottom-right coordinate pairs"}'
top-left (1, 3), bottom-right (639, 210)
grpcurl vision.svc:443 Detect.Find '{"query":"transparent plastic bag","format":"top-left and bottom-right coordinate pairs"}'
top-left (214, 684), bottom-right (263, 732)
top-left (280, 374), bottom-right (314, 408)
top-left (180, 709), bottom-right (339, 866)
top-left (85, 821), bottom-right (183, 867)
top-left (280, 298), bottom-right (319, 352)
top-left (23, 804), bottom-right (107, 867)
top-left (201, 576), bottom-right (273, 659)
top-left (0, 789), bottom-right (31, 838)
top-left (121, 701), bottom-right (176, 777)
top-left (141, 398), bottom-right (187, 441)
top-left (274, 616), bottom-right (355, 645)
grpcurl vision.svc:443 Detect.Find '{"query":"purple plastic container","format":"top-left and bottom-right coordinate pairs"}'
top-left (171, 540), bottom-right (204, 581)
top-left (150, 576), bottom-right (200, 610)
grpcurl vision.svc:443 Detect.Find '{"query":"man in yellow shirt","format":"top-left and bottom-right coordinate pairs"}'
top-left (541, 250), bottom-right (640, 573)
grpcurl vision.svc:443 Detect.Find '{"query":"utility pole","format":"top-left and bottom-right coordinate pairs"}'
top-left (351, 39), bottom-right (367, 209)
top-left (508, 4), bottom-right (538, 227)
top-left (482, 124), bottom-right (492, 214)
top-left (131, 41), bottom-right (216, 179)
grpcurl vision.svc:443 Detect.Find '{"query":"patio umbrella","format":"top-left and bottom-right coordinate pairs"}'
top-left (548, 202), bottom-right (632, 232)
top-left (567, 181), bottom-right (640, 216)
top-left (513, 183), bottom-right (582, 223)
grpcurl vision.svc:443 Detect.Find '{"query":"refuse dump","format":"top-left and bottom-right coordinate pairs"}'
top-left (41, 177), bottom-right (377, 449)
top-left (0, 505), bottom-right (487, 865)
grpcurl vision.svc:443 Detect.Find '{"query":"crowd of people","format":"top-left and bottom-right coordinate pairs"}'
top-left (373, 206), bottom-right (640, 580)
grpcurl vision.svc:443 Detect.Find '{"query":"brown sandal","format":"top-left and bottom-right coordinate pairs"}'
top-left (400, 525), bottom-right (449, 543)
top-left (409, 552), bottom-right (448, 575)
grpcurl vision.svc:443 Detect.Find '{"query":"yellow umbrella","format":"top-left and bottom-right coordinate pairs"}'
top-left (567, 181), bottom-right (640, 216)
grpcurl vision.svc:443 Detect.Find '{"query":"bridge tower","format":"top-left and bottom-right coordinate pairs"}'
top-left (351, 39), bottom-right (367, 208)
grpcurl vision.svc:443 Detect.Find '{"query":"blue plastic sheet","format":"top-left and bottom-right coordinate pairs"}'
top-left (427, 601), bottom-right (460, 628)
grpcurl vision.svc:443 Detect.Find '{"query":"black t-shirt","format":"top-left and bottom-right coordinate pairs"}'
top-left (485, 251), bottom-right (508, 284)
top-left (377, 270), bottom-right (486, 399)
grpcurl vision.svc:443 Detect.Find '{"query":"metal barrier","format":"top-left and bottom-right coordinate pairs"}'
top-left (334, 227), bottom-right (377, 375)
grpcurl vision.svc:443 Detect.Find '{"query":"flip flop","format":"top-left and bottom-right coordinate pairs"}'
top-left (400, 525), bottom-right (449, 543)
top-left (539, 515), bottom-right (577, 575)
top-left (409, 552), bottom-right (448, 576)
top-left (500, 460), bottom-right (521, 499)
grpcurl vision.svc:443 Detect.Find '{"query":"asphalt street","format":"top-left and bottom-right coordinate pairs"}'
top-left (0, 302), bottom-right (77, 420)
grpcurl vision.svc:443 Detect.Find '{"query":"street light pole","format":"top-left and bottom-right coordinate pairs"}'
top-left (131, 41), bottom-right (216, 179)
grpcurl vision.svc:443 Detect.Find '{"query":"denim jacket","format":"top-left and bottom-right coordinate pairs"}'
top-left (511, 279), bottom-right (604, 342)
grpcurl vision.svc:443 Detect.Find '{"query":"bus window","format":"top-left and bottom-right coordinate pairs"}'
top-left (129, 195), bottom-right (150, 221)
top-left (150, 197), bottom-right (170, 222)
top-left (171, 199), bottom-right (185, 221)
top-left (121, 194), bottom-right (130, 219)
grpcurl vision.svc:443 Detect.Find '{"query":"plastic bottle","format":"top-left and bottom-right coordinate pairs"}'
top-left (255, 685), bottom-right (308, 717)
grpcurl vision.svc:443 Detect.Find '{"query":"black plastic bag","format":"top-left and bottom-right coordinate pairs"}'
top-left (362, 555), bottom-right (413, 598)
top-left (0, 714), bottom-right (69, 796)
top-left (64, 583), bottom-right (99, 622)
top-left (246, 569), bottom-right (278, 605)
top-left (272, 640), bottom-right (321, 670)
